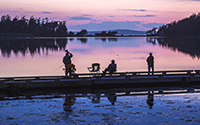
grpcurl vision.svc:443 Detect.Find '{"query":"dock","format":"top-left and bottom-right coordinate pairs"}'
top-left (1, 70), bottom-right (200, 91)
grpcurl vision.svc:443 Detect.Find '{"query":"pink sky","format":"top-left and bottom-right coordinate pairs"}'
top-left (0, 0), bottom-right (200, 31)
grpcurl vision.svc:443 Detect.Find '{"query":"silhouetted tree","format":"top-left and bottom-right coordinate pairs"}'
top-left (68, 31), bottom-right (75, 37)
top-left (56, 21), bottom-right (68, 36)
top-left (76, 29), bottom-right (88, 36)
top-left (0, 15), bottom-right (69, 37)
top-left (107, 31), bottom-right (118, 36)
top-left (146, 27), bottom-right (157, 36)
top-left (149, 13), bottom-right (200, 36)
top-left (95, 31), bottom-right (118, 36)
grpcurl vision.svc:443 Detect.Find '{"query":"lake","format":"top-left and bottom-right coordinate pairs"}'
top-left (0, 37), bottom-right (199, 77)
top-left (0, 37), bottom-right (200, 124)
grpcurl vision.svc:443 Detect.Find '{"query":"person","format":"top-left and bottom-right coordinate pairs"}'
top-left (146, 53), bottom-right (154, 75)
top-left (63, 50), bottom-right (73, 76)
top-left (103, 60), bottom-right (117, 74)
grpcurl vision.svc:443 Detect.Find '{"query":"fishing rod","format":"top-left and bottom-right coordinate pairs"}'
top-left (54, 64), bottom-right (64, 71)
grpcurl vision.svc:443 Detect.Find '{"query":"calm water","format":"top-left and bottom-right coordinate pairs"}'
top-left (0, 87), bottom-right (200, 124)
top-left (0, 37), bottom-right (199, 77)
top-left (0, 37), bottom-right (200, 124)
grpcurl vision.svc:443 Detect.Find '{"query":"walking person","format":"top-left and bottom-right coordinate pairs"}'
top-left (146, 53), bottom-right (154, 75)
top-left (63, 50), bottom-right (73, 76)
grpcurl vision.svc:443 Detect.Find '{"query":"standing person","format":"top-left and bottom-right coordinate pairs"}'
top-left (103, 60), bottom-right (117, 74)
top-left (146, 53), bottom-right (154, 75)
top-left (63, 50), bottom-right (73, 76)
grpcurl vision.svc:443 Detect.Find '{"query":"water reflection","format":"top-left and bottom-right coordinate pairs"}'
top-left (95, 37), bottom-right (118, 42)
top-left (146, 37), bottom-right (200, 59)
top-left (146, 91), bottom-right (154, 109)
top-left (0, 38), bottom-right (67, 57)
top-left (1, 86), bottom-right (200, 124)
top-left (1, 37), bottom-right (199, 77)
top-left (90, 93), bottom-right (101, 104)
top-left (0, 37), bottom-right (119, 57)
top-left (1, 37), bottom-right (199, 58)
top-left (106, 93), bottom-right (117, 105)
top-left (63, 94), bottom-right (76, 112)
top-left (77, 38), bottom-right (88, 43)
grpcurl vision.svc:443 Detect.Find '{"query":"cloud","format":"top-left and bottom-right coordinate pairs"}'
top-left (121, 9), bottom-right (147, 12)
top-left (68, 21), bottom-right (162, 31)
top-left (42, 11), bottom-right (52, 14)
top-left (69, 16), bottom-right (92, 20)
top-left (81, 14), bottom-right (93, 17)
top-left (133, 15), bottom-right (156, 17)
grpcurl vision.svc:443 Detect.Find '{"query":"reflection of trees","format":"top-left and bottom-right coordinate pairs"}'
top-left (95, 38), bottom-right (118, 42)
top-left (146, 37), bottom-right (200, 59)
top-left (0, 39), bottom-right (68, 57)
top-left (77, 38), bottom-right (88, 44)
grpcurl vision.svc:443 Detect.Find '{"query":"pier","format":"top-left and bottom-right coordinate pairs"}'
top-left (0, 70), bottom-right (200, 91)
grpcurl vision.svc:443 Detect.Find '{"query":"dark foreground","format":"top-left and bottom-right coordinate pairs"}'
top-left (0, 86), bottom-right (200, 124)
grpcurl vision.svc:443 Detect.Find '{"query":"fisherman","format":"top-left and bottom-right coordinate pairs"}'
top-left (63, 50), bottom-right (73, 76)
top-left (103, 60), bottom-right (117, 75)
top-left (146, 53), bottom-right (154, 75)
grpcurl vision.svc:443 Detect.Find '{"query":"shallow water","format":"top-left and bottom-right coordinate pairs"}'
top-left (1, 88), bottom-right (200, 124)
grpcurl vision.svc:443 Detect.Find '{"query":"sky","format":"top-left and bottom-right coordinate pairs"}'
top-left (0, 0), bottom-right (200, 31)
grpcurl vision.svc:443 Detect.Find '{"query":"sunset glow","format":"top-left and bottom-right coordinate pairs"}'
top-left (0, 0), bottom-right (200, 31)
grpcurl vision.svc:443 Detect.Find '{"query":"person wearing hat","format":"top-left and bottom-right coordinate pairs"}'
top-left (103, 60), bottom-right (117, 75)
top-left (146, 53), bottom-right (154, 75)
top-left (63, 50), bottom-right (73, 76)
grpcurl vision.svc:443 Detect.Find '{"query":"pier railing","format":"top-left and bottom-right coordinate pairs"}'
top-left (0, 69), bottom-right (200, 90)
top-left (0, 69), bottom-right (199, 81)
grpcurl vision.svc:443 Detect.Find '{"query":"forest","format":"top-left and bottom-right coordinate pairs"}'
top-left (0, 15), bottom-right (118, 37)
top-left (0, 15), bottom-right (69, 37)
top-left (147, 13), bottom-right (200, 36)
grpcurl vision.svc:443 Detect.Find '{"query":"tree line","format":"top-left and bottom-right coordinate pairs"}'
top-left (94, 31), bottom-right (118, 36)
top-left (147, 13), bottom-right (200, 36)
top-left (0, 15), bottom-right (118, 37)
top-left (0, 15), bottom-right (69, 37)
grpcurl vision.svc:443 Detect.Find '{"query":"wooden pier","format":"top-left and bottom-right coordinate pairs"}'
top-left (0, 70), bottom-right (200, 91)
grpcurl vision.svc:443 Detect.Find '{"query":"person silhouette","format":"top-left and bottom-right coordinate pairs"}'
top-left (103, 60), bottom-right (117, 75)
top-left (63, 50), bottom-right (73, 76)
top-left (146, 53), bottom-right (154, 75)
